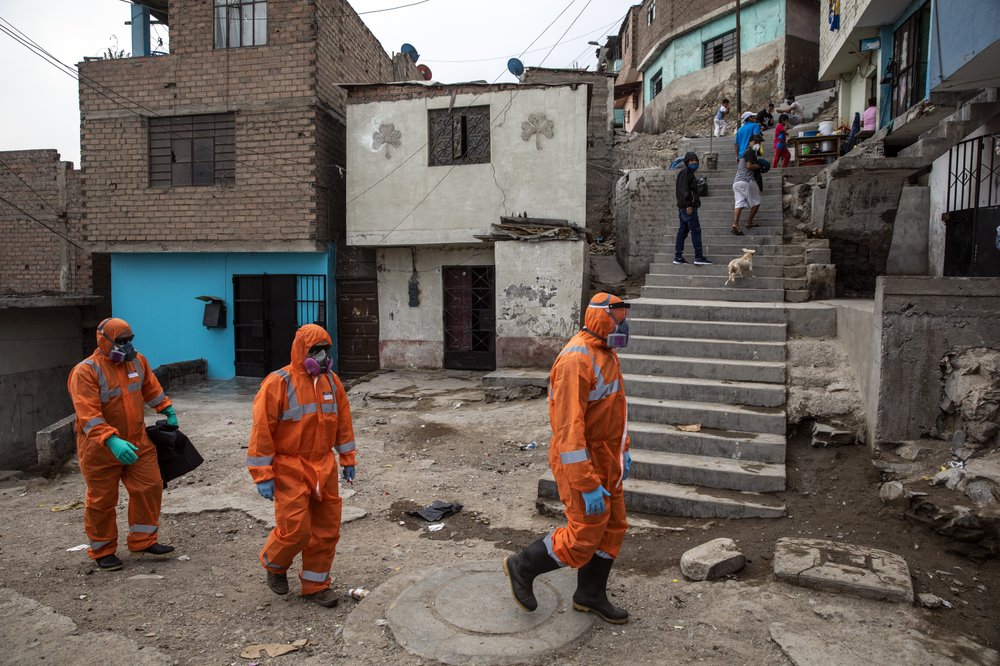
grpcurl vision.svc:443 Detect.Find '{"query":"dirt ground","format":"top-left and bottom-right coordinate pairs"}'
top-left (0, 371), bottom-right (997, 665)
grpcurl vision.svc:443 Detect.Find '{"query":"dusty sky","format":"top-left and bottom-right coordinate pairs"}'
top-left (0, 0), bottom-right (634, 167)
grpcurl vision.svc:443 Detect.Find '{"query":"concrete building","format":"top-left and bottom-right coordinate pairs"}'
top-left (78, 0), bottom-right (417, 380)
top-left (614, 0), bottom-right (821, 134)
top-left (345, 82), bottom-right (589, 371)
top-left (613, 5), bottom-right (645, 132)
top-left (0, 149), bottom-right (105, 469)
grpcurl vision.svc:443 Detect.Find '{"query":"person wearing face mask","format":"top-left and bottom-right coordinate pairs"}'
top-left (246, 324), bottom-right (357, 607)
top-left (732, 133), bottom-right (763, 235)
top-left (67, 317), bottom-right (178, 571)
top-left (673, 151), bottom-right (712, 266)
top-left (503, 292), bottom-right (632, 625)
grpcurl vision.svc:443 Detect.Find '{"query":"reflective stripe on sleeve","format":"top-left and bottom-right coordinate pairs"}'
top-left (129, 524), bottom-right (158, 534)
top-left (247, 456), bottom-right (273, 467)
top-left (300, 570), bottom-right (329, 583)
top-left (559, 448), bottom-right (589, 464)
top-left (82, 416), bottom-right (106, 434)
top-left (334, 441), bottom-right (356, 454)
top-left (147, 392), bottom-right (167, 408)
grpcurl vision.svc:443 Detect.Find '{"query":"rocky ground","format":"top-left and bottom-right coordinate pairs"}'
top-left (0, 370), bottom-right (997, 665)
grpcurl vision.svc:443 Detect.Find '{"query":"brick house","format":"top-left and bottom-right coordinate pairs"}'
top-left (345, 82), bottom-right (590, 370)
top-left (611, 0), bottom-right (820, 133)
top-left (78, 0), bottom-right (417, 379)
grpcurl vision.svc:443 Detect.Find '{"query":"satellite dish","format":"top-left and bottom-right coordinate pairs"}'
top-left (417, 64), bottom-right (433, 81)
top-left (507, 58), bottom-right (525, 78)
top-left (401, 43), bottom-right (419, 63)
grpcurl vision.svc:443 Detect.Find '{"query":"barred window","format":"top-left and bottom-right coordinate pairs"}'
top-left (214, 0), bottom-right (267, 48)
top-left (428, 106), bottom-right (491, 167)
top-left (649, 70), bottom-right (663, 100)
top-left (703, 30), bottom-right (737, 67)
top-left (149, 114), bottom-right (235, 188)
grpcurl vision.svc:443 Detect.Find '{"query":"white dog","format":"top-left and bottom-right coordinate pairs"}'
top-left (725, 248), bottom-right (756, 285)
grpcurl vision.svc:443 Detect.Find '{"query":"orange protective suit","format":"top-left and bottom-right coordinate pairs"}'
top-left (67, 317), bottom-right (173, 559)
top-left (546, 293), bottom-right (630, 569)
top-left (247, 324), bottom-right (357, 595)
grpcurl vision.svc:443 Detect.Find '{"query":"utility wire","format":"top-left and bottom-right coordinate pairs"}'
top-left (0, 157), bottom-right (89, 238)
top-left (358, 0), bottom-right (431, 15)
top-left (0, 194), bottom-right (88, 251)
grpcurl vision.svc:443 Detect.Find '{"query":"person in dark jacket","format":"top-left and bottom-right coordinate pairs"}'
top-left (673, 152), bottom-right (712, 265)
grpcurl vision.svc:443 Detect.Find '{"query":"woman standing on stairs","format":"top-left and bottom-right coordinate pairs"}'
top-left (673, 152), bottom-right (713, 266)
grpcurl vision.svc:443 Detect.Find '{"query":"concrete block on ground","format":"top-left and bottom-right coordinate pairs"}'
top-left (811, 421), bottom-right (857, 446)
top-left (482, 369), bottom-right (549, 402)
top-left (36, 414), bottom-right (76, 477)
top-left (886, 186), bottom-right (929, 275)
top-left (152, 359), bottom-right (207, 393)
top-left (680, 538), bottom-right (746, 580)
top-left (806, 264), bottom-right (836, 300)
top-left (772, 537), bottom-right (914, 603)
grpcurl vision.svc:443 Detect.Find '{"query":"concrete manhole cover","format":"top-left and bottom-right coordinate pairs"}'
top-left (386, 560), bottom-right (594, 665)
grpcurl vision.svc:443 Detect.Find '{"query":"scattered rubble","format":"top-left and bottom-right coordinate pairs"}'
top-left (917, 593), bottom-right (952, 609)
top-left (878, 481), bottom-right (908, 507)
top-left (811, 422), bottom-right (857, 447)
top-left (939, 349), bottom-right (1000, 453)
top-left (680, 538), bottom-right (746, 581)
top-left (905, 499), bottom-right (1000, 562)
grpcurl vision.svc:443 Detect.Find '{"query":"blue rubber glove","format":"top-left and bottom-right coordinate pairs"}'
top-left (342, 466), bottom-right (356, 484)
top-left (162, 406), bottom-right (178, 427)
top-left (623, 451), bottom-right (632, 481)
top-left (582, 484), bottom-right (611, 516)
top-left (106, 435), bottom-right (139, 465)
top-left (256, 480), bottom-right (274, 501)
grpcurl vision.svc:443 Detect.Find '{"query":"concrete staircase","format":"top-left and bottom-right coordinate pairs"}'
top-left (538, 170), bottom-right (795, 518)
top-left (897, 88), bottom-right (1000, 161)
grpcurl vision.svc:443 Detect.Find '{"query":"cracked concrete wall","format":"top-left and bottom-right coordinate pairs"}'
top-left (874, 276), bottom-right (1000, 446)
top-left (376, 247), bottom-right (494, 369)
top-left (495, 239), bottom-right (586, 368)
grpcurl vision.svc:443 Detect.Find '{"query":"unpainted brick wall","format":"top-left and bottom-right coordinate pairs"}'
top-left (0, 150), bottom-right (91, 295)
top-left (614, 168), bottom-right (674, 276)
top-left (78, 0), bottom-right (416, 250)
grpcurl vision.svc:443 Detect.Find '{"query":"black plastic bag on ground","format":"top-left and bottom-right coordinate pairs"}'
top-left (407, 500), bottom-right (463, 522)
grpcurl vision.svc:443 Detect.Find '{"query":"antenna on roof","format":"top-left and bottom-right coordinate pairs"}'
top-left (401, 43), bottom-right (419, 63)
top-left (507, 58), bottom-right (525, 81)
top-left (417, 64), bottom-right (433, 81)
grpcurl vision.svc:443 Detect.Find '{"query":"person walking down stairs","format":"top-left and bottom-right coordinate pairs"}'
top-left (673, 152), bottom-right (713, 266)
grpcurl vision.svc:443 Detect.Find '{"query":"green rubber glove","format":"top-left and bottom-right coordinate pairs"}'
top-left (162, 406), bottom-right (178, 427)
top-left (106, 435), bottom-right (139, 465)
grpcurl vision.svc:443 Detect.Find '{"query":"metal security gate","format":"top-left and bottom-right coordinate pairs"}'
top-left (442, 265), bottom-right (495, 371)
top-left (944, 134), bottom-right (1000, 276)
top-left (233, 274), bottom-right (326, 377)
top-left (337, 279), bottom-right (379, 378)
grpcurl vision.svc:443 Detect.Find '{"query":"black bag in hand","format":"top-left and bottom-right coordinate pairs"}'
top-left (695, 176), bottom-right (709, 196)
top-left (146, 422), bottom-right (204, 488)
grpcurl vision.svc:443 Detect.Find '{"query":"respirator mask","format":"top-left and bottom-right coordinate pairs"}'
top-left (99, 321), bottom-right (137, 364)
top-left (588, 301), bottom-right (630, 349)
top-left (304, 346), bottom-right (331, 376)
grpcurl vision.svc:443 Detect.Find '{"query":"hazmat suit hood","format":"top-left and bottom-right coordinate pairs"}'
top-left (96, 317), bottom-right (134, 358)
top-left (583, 292), bottom-right (626, 343)
top-left (291, 324), bottom-right (333, 374)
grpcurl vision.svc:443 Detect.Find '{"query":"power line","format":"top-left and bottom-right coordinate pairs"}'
top-left (0, 157), bottom-right (89, 238)
top-left (358, 0), bottom-right (431, 15)
top-left (0, 194), bottom-right (88, 251)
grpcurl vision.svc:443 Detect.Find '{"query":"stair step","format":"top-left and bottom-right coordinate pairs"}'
top-left (648, 263), bottom-right (801, 278)
top-left (624, 373), bottom-right (786, 406)
top-left (538, 473), bottom-right (786, 518)
top-left (627, 335), bottom-right (786, 361)
top-left (627, 395), bottom-right (786, 435)
top-left (652, 253), bottom-right (801, 267)
top-left (641, 285), bottom-right (785, 302)
top-left (645, 273), bottom-right (786, 290)
top-left (629, 422), bottom-right (786, 463)
top-left (620, 353), bottom-right (786, 383)
top-left (628, 297), bottom-right (787, 323)
top-left (629, 317), bottom-right (786, 342)
top-left (629, 449), bottom-right (786, 492)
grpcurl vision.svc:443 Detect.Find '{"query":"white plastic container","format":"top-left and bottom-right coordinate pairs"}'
top-left (818, 121), bottom-right (836, 136)
top-left (820, 141), bottom-right (834, 153)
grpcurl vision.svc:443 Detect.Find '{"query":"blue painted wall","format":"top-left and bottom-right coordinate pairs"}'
top-left (928, 0), bottom-right (1000, 90)
top-left (111, 250), bottom-right (336, 379)
top-left (644, 0), bottom-right (786, 104)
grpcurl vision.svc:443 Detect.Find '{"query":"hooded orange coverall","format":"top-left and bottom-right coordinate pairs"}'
top-left (247, 324), bottom-right (357, 595)
top-left (67, 317), bottom-right (173, 559)
top-left (545, 293), bottom-right (630, 569)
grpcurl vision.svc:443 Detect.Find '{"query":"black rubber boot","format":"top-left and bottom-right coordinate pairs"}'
top-left (572, 554), bottom-right (629, 624)
top-left (502, 539), bottom-right (561, 612)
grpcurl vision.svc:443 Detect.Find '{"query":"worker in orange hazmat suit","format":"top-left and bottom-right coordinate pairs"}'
top-left (67, 317), bottom-right (179, 571)
top-left (503, 292), bottom-right (632, 624)
top-left (247, 324), bottom-right (357, 607)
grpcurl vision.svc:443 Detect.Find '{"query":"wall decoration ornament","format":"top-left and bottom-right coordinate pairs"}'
top-left (372, 123), bottom-right (402, 158)
top-left (521, 113), bottom-right (555, 150)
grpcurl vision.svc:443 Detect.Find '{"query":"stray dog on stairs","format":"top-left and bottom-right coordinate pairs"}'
top-left (725, 248), bottom-right (756, 286)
